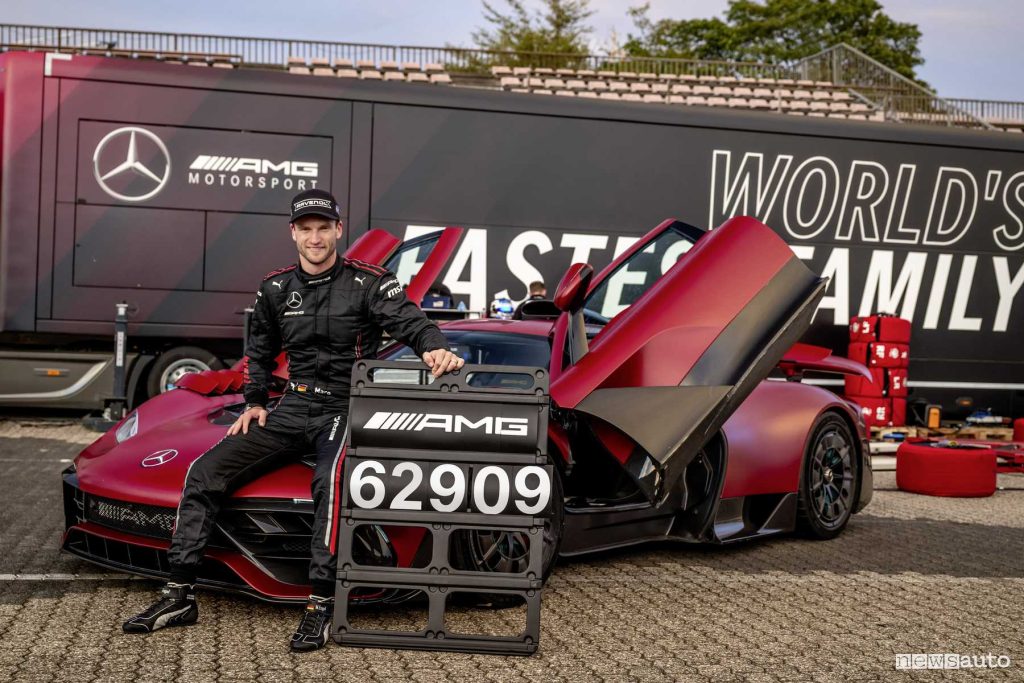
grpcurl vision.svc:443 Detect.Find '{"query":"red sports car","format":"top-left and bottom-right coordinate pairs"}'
top-left (62, 217), bottom-right (874, 602)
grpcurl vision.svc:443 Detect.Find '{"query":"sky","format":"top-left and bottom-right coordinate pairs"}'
top-left (3, 0), bottom-right (1021, 100)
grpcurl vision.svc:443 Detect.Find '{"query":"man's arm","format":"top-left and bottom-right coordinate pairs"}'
top-left (367, 271), bottom-right (463, 376)
top-left (241, 284), bottom-right (282, 410)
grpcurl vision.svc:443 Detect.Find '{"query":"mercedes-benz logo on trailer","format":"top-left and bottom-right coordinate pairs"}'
top-left (93, 127), bottom-right (171, 202)
top-left (141, 449), bottom-right (178, 467)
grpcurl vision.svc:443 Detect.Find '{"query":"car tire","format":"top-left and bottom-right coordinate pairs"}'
top-left (796, 413), bottom-right (859, 540)
top-left (896, 440), bottom-right (996, 497)
top-left (452, 464), bottom-right (564, 607)
top-left (146, 346), bottom-right (224, 398)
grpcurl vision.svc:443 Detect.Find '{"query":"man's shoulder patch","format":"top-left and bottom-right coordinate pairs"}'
top-left (342, 258), bottom-right (388, 277)
top-left (262, 264), bottom-right (296, 281)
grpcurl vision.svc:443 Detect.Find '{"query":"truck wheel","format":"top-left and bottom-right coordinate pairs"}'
top-left (146, 346), bottom-right (223, 398)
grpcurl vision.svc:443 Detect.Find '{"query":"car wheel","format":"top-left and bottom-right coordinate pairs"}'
top-left (796, 413), bottom-right (859, 540)
top-left (146, 346), bottom-right (224, 398)
top-left (452, 465), bottom-right (564, 607)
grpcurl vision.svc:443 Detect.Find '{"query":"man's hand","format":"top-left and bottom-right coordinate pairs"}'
top-left (229, 406), bottom-right (268, 436)
top-left (422, 348), bottom-right (465, 378)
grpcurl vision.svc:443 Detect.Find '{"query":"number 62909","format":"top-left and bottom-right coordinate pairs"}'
top-left (346, 459), bottom-right (552, 516)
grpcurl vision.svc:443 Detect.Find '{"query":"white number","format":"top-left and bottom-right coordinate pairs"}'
top-left (391, 462), bottom-right (423, 510)
top-left (473, 466), bottom-right (510, 515)
top-left (429, 464), bottom-right (466, 512)
top-left (514, 466), bottom-right (551, 515)
top-left (351, 461), bottom-right (550, 514)
top-left (350, 460), bottom-right (386, 508)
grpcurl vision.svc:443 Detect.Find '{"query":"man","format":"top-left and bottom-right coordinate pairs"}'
top-left (512, 280), bottom-right (548, 319)
top-left (122, 189), bottom-right (463, 651)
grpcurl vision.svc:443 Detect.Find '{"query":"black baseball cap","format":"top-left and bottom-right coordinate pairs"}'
top-left (290, 189), bottom-right (341, 222)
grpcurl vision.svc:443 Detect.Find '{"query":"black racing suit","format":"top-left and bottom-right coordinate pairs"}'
top-left (167, 255), bottom-right (449, 597)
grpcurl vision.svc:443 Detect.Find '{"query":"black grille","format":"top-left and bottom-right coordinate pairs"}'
top-left (85, 495), bottom-right (176, 539)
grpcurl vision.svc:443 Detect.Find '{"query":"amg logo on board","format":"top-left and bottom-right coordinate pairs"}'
top-left (188, 156), bottom-right (318, 177)
top-left (362, 411), bottom-right (529, 436)
top-left (187, 155), bottom-right (319, 191)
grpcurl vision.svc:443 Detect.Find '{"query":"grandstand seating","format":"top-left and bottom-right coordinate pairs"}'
top-left (284, 57), bottom-right (453, 84)
top-left (489, 65), bottom-right (886, 121)
top-left (11, 35), bottom-right (1020, 129)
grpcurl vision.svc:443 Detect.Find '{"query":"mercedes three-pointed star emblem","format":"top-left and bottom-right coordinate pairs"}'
top-left (287, 292), bottom-right (303, 309)
top-left (93, 127), bottom-right (171, 202)
top-left (141, 449), bottom-right (178, 468)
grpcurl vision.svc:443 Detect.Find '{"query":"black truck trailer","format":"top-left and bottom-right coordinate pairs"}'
top-left (1, 50), bottom-right (1022, 415)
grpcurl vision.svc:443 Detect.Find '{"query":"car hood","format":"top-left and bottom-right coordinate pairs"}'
top-left (75, 389), bottom-right (312, 507)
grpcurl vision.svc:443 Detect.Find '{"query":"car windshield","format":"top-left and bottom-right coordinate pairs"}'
top-left (376, 329), bottom-right (551, 385)
top-left (583, 222), bottom-right (703, 324)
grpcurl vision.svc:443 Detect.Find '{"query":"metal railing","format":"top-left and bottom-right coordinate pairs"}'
top-left (794, 43), bottom-right (995, 130)
top-left (943, 98), bottom-right (1024, 125)
top-left (3, 24), bottom-right (1019, 130)
top-left (0, 22), bottom-right (792, 77)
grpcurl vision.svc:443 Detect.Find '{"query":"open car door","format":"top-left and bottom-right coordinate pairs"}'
top-left (346, 227), bottom-right (464, 305)
top-left (550, 216), bottom-right (826, 503)
top-left (381, 227), bottom-right (464, 305)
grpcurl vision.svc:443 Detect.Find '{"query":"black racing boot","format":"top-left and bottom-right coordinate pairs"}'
top-left (122, 582), bottom-right (198, 633)
top-left (290, 595), bottom-right (332, 652)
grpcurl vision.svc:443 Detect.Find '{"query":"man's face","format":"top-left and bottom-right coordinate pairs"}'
top-left (290, 216), bottom-right (343, 266)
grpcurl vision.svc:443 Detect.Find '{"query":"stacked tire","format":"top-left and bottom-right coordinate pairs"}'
top-left (845, 315), bottom-right (911, 429)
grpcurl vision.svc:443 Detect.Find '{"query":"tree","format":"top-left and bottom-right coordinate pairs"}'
top-left (472, 0), bottom-right (595, 56)
top-left (624, 0), bottom-right (923, 80)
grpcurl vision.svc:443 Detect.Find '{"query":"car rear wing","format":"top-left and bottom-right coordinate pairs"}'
top-left (333, 360), bottom-right (553, 655)
top-left (777, 343), bottom-right (872, 381)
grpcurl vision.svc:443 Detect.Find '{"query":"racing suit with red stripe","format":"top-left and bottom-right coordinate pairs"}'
top-left (166, 256), bottom-right (449, 597)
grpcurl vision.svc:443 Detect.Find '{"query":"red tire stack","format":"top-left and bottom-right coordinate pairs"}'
top-left (845, 315), bottom-right (911, 429)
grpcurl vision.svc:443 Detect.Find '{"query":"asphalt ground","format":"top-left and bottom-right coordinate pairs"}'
top-left (0, 418), bottom-right (1022, 682)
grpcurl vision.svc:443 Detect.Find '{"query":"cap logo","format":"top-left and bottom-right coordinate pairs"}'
top-left (293, 198), bottom-right (333, 211)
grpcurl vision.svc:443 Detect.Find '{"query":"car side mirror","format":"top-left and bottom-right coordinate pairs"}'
top-left (553, 263), bottom-right (594, 314)
top-left (514, 299), bottom-right (560, 320)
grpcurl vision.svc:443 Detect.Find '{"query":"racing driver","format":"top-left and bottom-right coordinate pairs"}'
top-left (122, 189), bottom-right (464, 651)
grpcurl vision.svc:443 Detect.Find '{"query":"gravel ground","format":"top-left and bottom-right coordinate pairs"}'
top-left (0, 418), bottom-right (1021, 682)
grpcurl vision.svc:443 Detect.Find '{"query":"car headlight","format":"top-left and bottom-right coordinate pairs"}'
top-left (115, 411), bottom-right (139, 443)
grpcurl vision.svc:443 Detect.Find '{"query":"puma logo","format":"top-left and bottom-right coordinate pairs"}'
top-left (354, 275), bottom-right (366, 285)
top-left (272, 280), bottom-right (284, 289)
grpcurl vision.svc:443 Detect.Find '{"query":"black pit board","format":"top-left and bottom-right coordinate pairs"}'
top-left (333, 360), bottom-right (551, 656)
